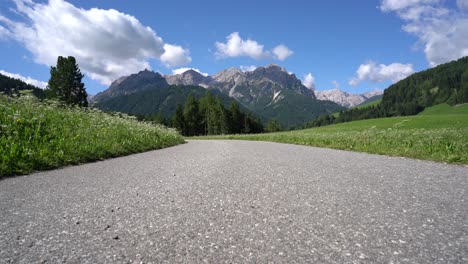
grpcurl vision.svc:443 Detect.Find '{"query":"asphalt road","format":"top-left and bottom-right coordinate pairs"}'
top-left (0, 140), bottom-right (467, 263)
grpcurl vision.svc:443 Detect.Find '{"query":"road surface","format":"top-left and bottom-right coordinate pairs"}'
top-left (0, 140), bottom-right (467, 263)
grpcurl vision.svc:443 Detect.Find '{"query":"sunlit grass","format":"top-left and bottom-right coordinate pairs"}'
top-left (192, 104), bottom-right (468, 164)
top-left (0, 95), bottom-right (184, 177)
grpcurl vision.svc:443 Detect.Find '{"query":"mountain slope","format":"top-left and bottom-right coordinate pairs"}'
top-left (311, 56), bottom-right (468, 127)
top-left (0, 73), bottom-right (45, 98)
top-left (380, 56), bottom-right (468, 115)
top-left (209, 65), bottom-right (343, 126)
top-left (92, 65), bottom-right (345, 127)
top-left (165, 70), bottom-right (213, 88)
top-left (355, 95), bottom-right (383, 108)
top-left (92, 69), bottom-right (168, 103)
top-left (93, 85), bottom-right (222, 118)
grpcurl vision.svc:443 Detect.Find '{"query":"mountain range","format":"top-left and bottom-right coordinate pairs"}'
top-left (316, 89), bottom-right (383, 108)
top-left (92, 65), bottom-right (345, 127)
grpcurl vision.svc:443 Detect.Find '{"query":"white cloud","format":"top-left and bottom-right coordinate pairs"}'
top-left (380, 0), bottom-right (468, 66)
top-left (215, 32), bottom-right (293, 61)
top-left (160, 44), bottom-right (192, 68)
top-left (0, 70), bottom-right (47, 88)
top-left (0, 24), bottom-right (11, 39)
top-left (240, 65), bottom-right (257, 72)
top-left (172, 67), bottom-right (208, 77)
top-left (302, 73), bottom-right (316, 90)
top-left (380, 0), bottom-right (439, 12)
top-left (215, 32), bottom-right (268, 60)
top-left (349, 62), bottom-right (414, 86)
top-left (272, 44), bottom-right (293, 61)
top-left (0, 0), bottom-right (191, 85)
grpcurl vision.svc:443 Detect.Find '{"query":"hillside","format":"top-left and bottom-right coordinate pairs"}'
top-left (92, 66), bottom-right (344, 128)
top-left (93, 85), bottom-right (239, 118)
top-left (355, 95), bottom-right (383, 108)
top-left (309, 56), bottom-right (468, 127)
top-left (209, 65), bottom-right (344, 127)
top-left (418, 103), bottom-right (468, 116)
top-left (91, 69), bottom-right (168, 102)
top-left (381, 56), bottom-right (468, 115)
top-left (0, 73), bottom-right (45, 98)
top-left (193, 103), bottom-right (468, 164)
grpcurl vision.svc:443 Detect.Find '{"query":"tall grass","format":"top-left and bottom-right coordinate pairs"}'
top-left (0, 95), bottom-right (184, 177)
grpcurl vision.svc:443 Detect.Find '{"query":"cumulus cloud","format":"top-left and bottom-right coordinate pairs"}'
top-left (215, 32), bottom-right (268, 60)
top-left (272, 45), bottom-right (293, 61)
top-left (0, 0), bottom-right (191, 85)
top-left (240, 65), bottom-right (257, 72)
top-left (172, 67), bottom-right (208, 76)
top-left (380, 0), bottom-right (468, 66)
top-left (302, 73), bottom-right (316, 90)
top-left (160, 44), bottom-right (192, 68)
top-left (349, 62), bottom-right (414, 86)
top-left (0, 70), bottom-right (47, 88)
top-left (380, 0), bottom-right (439, 12)
top-left (0, 24), bottom-right (11, 39)
top-left (215, 32), bottom-right (293, 61)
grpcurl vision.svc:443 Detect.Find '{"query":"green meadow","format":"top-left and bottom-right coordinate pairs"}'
top-left (0, 94), bottom-right (184, 177)
top-left (192, 104), bottom-right (468, 164)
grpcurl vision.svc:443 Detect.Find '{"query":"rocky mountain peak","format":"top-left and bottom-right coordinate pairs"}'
top-left (316, 89), bottom-right (383, 108)
top-left (213, 68), bottom-right (245, 83)
top-left (165, 69), bottom-right (213, 88)
top-left (92, 69), bottom-right (168, 101)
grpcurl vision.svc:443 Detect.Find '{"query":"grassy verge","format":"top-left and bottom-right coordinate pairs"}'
top-left (191, 104), bottom-right (468, 164)
top-left (0, 95), bottom-right (185, 177)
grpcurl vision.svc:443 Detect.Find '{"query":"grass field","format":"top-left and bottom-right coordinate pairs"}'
top-left (354, 98), bottom-right (382, 109)
top-left (192, 104), bottom-right (468, 164)
top-left (0, 95), bottom-right (185, 177)
top-left (418, 103), bottom-right (468, 115)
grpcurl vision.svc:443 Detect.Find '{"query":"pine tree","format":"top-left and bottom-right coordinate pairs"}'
top-left (266, 119), bottom-right (283, 133)
top-left (183, 95), bottom-right (201, 136)
top-left (199, 92), bottom-right (215, 135)
top-left (227, 101), bottom-right (243, 134)
top-left (213, 96), bottom-right (228, 135)
top-left (171, 104), bottom-right (185, 135)
top-left (48, 56), bottom-right (88, 107)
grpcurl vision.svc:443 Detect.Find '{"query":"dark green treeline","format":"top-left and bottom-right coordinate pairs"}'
top-left (142, 92), bottom-right (264, 136)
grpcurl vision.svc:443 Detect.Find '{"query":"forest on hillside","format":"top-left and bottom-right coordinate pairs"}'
top-left (0, 74), bottom-right (45, 98)
top-left (139, 92), bottom-right (265, 136)
top-left (306, 56), bottom-right (468, 128)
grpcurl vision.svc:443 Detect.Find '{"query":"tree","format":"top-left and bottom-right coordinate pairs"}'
top-left (171, 104), bottom-right (185, 135)
top-left (213, 96), bottom-right (228, 135)
top-left (183, 95), bottom-right (201, 136)
top-left (227, 101), bottom-right (243, 134)
top-left (265, 119), bottom-right (283, 133)
top-left (199, 92), bottom-right (215, 135)
top-left (48, 56), bottom-right (88, 107)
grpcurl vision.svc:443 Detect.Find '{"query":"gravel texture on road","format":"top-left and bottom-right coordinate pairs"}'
top-left (1, 140), bottom-right (467, 263)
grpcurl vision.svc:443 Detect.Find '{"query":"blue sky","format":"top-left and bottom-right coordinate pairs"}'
top-left (1, 0), bottom-right (467, 95)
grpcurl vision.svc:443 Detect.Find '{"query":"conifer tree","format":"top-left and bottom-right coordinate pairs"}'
top-left (227, 101), bottom-right (243, 134)
top-left (171, 104), bottom-right (185, 135)
top-left (183, 95), bottom-right (201, 136)
top-left (48, 56), bottom-right (88, 107)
